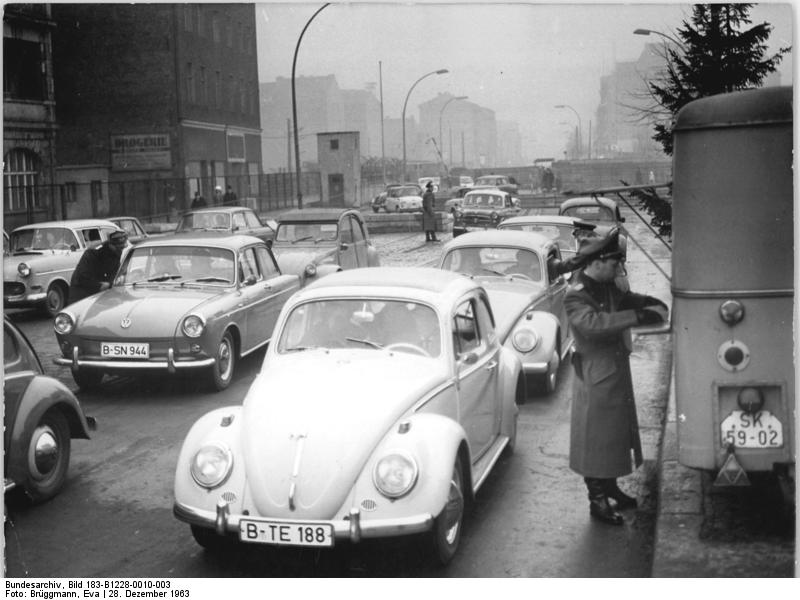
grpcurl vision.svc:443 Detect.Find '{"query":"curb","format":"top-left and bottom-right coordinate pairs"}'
top-left (652, 368), bottom-right (706, 577)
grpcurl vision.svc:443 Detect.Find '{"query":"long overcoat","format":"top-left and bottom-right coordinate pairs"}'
top-left (564, 271), bottom-right (659, 478)
top-left (421, 190), bottom-right (436, 232)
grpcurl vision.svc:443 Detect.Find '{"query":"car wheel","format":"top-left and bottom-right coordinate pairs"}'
top-left (72, 369), bottom-right (104, 391)
top-left (209, 331), bottom-right (236, 391)
top-left (44, 283), bottom-right (67, 317)
top-left (429, 454), bottom-right (465, 565)
top-left (24, 409), bottom-right (71, 503)
top-left (190, 525), bottom-right (229, 552)
top-left (535, 348), bottom-right (560, 395)
top-left (372, 206), bottom-right (379, 213)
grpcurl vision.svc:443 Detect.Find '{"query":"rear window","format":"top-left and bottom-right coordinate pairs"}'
top-left (561, 205), bottom-right (614, 222)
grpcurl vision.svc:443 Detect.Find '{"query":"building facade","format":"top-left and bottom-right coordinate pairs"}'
top-left (51, 3), bottom-right (262, 219)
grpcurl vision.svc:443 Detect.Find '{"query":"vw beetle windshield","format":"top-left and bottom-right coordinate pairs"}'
top-left (561, 205), bottom-right (614, 222)
top-left (275, 222), bottom-right (338, 243)
top-left (278, 299), bottom-right (441, 357)
top-left (177, 212), bottom-right (231, 231)
top-left (502, 223), bottom-right (577, 254)
top-left (116, 245), bottom-right (235, 285)
top-left (442, 247), bottom-right (542, 281)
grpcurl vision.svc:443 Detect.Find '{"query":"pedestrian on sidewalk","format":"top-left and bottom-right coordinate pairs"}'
top-left (564, 227), bottom-right (668, 525)
top-left (422, 181), bottom-right (439, 242)
top-left (190, 191), bottom-right (207, 209)
top-left (222, 185), bottom-right (238, 206)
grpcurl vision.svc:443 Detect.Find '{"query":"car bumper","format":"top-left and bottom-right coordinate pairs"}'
top-left (4, 291), bottom-right (46, 306)
top-left (173, 500), bottom-right (434, 543)
top-left (519, 359), bottom-right (549, 375)
top-left (54, 346), bottom-right (215, 373)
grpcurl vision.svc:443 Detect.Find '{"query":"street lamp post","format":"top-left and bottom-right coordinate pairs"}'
top-left (292, 3), bottom-right (329, 209)
top-left (402, 69), bottom-right (448, 183)
top-left (633, 28), bottom-right (685, 49)
top-left (555, 104), bottom-right (582, 159)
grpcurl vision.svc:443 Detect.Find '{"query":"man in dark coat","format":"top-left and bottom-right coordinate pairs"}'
top-left (68, 230), bottom-right (128, 304)
top-left (190, 191), bottom-right (207, 208)
top-left (222, 185), bottom-right (238, 206)
top-left (564, 227), bottom-right (668, 525)
top-left (422, 181), bottom-right (438, 242)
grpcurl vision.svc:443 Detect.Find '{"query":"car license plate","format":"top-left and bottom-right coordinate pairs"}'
top-left (100, 342), bottom-right (150, 359)
top-left (239, 519), bottom-right (334, 547)
top-left (720, 410), bottom-right (783, 449)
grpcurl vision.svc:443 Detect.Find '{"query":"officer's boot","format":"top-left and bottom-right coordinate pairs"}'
top-left (604, 478), bottom-right (638, 510)
top-left (585, 477), bottom-right (623, 525)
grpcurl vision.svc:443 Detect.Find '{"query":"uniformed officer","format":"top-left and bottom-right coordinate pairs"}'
top-left (68, 230), bottom-right (128, 304)
top-left (564, 227), bottom-right (668, 525)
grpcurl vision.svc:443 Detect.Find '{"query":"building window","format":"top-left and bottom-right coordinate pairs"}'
top-left (186, 62), bottom-right (195, 103)
top-left (200, 66), bottom-right (207, 105)
top-left (61, 181), bottom-right (77, 204)
top-left (330, 139), bottom-right (339, 151)
top-left (212, 12), bottom-right (220, 43)
top-left (237, 22), bottom-right (244, 51)
top-left (215, 71), bottom-right (221, 109)
top-left (3, 37), bottom-right (45, 101)
top-left (197, 6), bottom-right (204, 37)
top-left (229, 75), bottom-right (235, 111)
top-left (239, 77), bottom-right (246, 113)
top-left (183, 5), bottom-right (193, 32)
top-left (3, 149), bottom-right (41, 212)
top-left (226, 17), bottom-right (233, 47)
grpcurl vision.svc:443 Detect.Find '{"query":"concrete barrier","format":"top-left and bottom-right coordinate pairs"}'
top-left (363, 211), bottom-right (453, 234)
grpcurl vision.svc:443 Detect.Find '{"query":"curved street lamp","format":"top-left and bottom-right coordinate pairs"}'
top-left (402, 69), bottom-right (449, 182)
top-left (439, 95), bottom-right (468, 156)
top-left (555, 104), bottom-right (582, 159)
top-left (634, 28), bottom-right (685, 50)
top-left (292, 3), bottom-right (329, 209)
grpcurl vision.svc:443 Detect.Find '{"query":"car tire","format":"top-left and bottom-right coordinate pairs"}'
top-left (372, 206), bottom-right (380, 213)
top-left (190, 525), bottom-right (230, 552)
top-left (43, 282), bottom-right (67, 317)
top-left (209, 330), bottom-right (236, 392)
top-left (72, 369), bottom-right (104, 391)
top-left (429, 454), bottom-right (465, 565)
top-left (24, 409), bottom-right (71, 503)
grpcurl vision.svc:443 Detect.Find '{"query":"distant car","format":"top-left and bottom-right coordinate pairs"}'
top-left (443, 186), bottom-right (473, 213)
top-left (176, 207), bottom-right (275, 245)
top-left (109, 216), bottom-right (149, 245)
top-left (53, 233), bottom-right (300, 391)
top-left (173, 267), bottom-right (522, 564)
top-left (371, 183), bottom-right (423, 213)
top-left (438, 230), bottom-right (573, 394)
top-left (271, 208), bottom-right (380, 286)
top-left (452, 189), bottom-right (521, 237)
top-left (458, 175), bottom-right (474, 187)
top-left (4, 317), bottom-right (96, 503)
top-left (384, 184), bottom-right (424, 213)
top-left (3, 219), bottom-right (122, 316)
top-left (418, 176), bottom-right (440, 192)
top-left (559, 196), bottom-right (625, 226)
top-left (473, 174), bottom-right (519, 195)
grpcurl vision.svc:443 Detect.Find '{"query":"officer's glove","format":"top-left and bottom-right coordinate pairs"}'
top-left (636, 305), bottom-right (668, 325)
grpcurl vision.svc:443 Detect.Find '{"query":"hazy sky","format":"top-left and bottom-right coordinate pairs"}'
top-left (255, 1), bottom-right (793, 159)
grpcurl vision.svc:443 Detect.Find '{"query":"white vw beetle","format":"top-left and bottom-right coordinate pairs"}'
top-left (173, 267), bottom-right (522, 565)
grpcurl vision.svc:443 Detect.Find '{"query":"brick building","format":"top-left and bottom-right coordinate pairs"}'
top-left (51, 3), bottom-right (262, 220)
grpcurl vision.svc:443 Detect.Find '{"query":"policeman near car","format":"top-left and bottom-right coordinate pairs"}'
top-left (564, 227), bottom-right (668, 525)
top-left (68, 229), bottom-right (128, 304)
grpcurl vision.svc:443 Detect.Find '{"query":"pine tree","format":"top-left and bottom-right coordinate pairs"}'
top-left (649, 4), bottom-right (789, 155)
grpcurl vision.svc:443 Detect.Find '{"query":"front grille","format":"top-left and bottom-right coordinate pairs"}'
top-left (4, 282), bottom-right (25, 297)
top-left (360, 498), bottom-right (378, 512)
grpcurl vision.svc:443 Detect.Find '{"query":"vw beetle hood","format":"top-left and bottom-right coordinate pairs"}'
top-left (240, 351), bottom-right (446, 519)
top-left (273, 246), bottom-right (336, 275)
top-left (480, 282), bottom-right (545, 340)
top-left (68, 286), bottom-right (224, 337)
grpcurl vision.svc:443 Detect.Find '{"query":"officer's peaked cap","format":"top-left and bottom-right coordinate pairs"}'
top-left (576, 226), bottom-right (623, 261)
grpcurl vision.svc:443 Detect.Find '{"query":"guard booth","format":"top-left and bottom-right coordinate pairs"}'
top-left (317, 131), bottom-right (360, 207)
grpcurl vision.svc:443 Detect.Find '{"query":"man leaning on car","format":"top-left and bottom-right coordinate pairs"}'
top-left (68, 230), bottom-right (128, 304)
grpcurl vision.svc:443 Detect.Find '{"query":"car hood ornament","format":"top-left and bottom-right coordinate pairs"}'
top-left (120, 317), bottom-right (131, 329)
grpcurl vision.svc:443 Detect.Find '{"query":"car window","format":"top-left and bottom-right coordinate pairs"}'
top-left (115, 245), bottom-right (235, 285)
top-left (244, 211), bottom-right (262, 228)
top-left (232, 212), bottom-right (247, 231)
top-left (4, 326), bottom-right (20, 367)
top-left (561, 205), bottom-right (615, 222)
top-left (255, 245), bottom-right (279, 279)
top-left (453, 299), bottom-right (480, 356)
top-left (239, 247), bottom-right (261, 282)
top-left (339, 216), bottom-right (353, 244)
top-left (474, 295), bottom-right (496, 345)
top-left (350, 216), bottom-right (365, 244)
top-left (80, 228), bottom-right (102, 246)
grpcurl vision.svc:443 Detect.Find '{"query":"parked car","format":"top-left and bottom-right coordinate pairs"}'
top-left (53, 233), bottom-right (300, 392)
top-left (452, 189), bottom-right (521, 237)
top-left (444, 185), bottom-right (474, 213)
top-left (175, 207), bottom-right (275, 245)
top-left (271, 208), bottom-right (380, 286)
top-left (109, 216), bottom-right (149, 245)
top-left (4, 219), bottom-right (122, 316)
top-left (558, 196), bottom-right (625, 226)
top-left (371, 183), bottom-right (423, 213)
top-left (4, 317), bottom-right (96, 503)
top-left (173, 267), bottom-right (522, 564)
top-left (384, 184), bottom-right (424, 213)
top-left (473, 174), bottom-right (519, 194)
top-left (438, 230), bottom-right (573, 394)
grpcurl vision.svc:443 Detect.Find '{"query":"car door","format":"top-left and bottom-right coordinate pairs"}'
top-left (453, 294), bottom-right (500, 459)
top-left (237, 246), bottom-right (271, 353)
top-left (349, 215), bottom-right (368, 267)
top-left (252, 244), bottom-right (300, 344)
top-left (544, 246), bottom-right (570, 350)
top-left (336, 215), bottom-right (358, 269)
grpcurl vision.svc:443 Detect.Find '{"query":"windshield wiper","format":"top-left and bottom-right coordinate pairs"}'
top-left (181, 276), bottom-right (231, 285)
top-left (292, 235), bottom-right (314, 244)
top-left (284, 345), bottom-right (319, 352)
top-left (345, 337), bottom-right (383, 349)
top-left (146, 274), bottom-right (182, 282)
top-left (480, 267), bottom-right (505, 276)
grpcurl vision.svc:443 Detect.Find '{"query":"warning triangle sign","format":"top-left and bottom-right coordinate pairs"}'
top-left (714, 452), bottom-right (750, 486)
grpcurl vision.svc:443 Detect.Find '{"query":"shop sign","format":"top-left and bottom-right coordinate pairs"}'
top-left (111, 133), bottom-right (172, 171)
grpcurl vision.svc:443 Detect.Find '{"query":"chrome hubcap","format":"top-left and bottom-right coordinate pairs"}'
top-left (29, 427), bottom-right (59, 479)
top-left (443, 468), bottom-right (464, 544)
top-left (218, 339), bottom-right (232, 380)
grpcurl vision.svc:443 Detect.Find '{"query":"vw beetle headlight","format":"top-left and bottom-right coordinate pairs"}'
top-left (182, 314), bottom-right (205, 338)
top-left (53, 312), bottom-right (74, 335)
top-left (512, 328), bottom-right (539, 353)
top-left (304, 263), bottom-right (317, 277)
top-left (373, 450), bottom-right (418, 499)
top-left (17, 263), bottom-right (31, 277)
top-left (190, 442), bottom-right (233, 488)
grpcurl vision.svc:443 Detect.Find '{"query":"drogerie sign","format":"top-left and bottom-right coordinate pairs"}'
top-left (111, 133), bottom-right (172, 171)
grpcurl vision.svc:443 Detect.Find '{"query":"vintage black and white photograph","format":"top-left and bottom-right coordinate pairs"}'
top-left (2, 0), bottom-right (795, 586)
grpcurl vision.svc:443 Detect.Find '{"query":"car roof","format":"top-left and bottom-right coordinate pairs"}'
top-left (464, 188), bottom-right (508, 197)
top-left (12, 219), bottom-right (120, 232)
top-left (501, 215), bottom-right (578, 226)
top-left (133, 232), bottom-right (263, 250)
top-left (560, 196), bottom-right (618, 210)
top-left (181, 207), bottom-right (252, 215)
top-left (476, 174), bottom-right (508, 179)
top-left (298, 267), bottom-right (480, 307)
top-left (443, 229), bottom-right (555, 252)
top-left (277, 208), bottom-right (357, 222)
